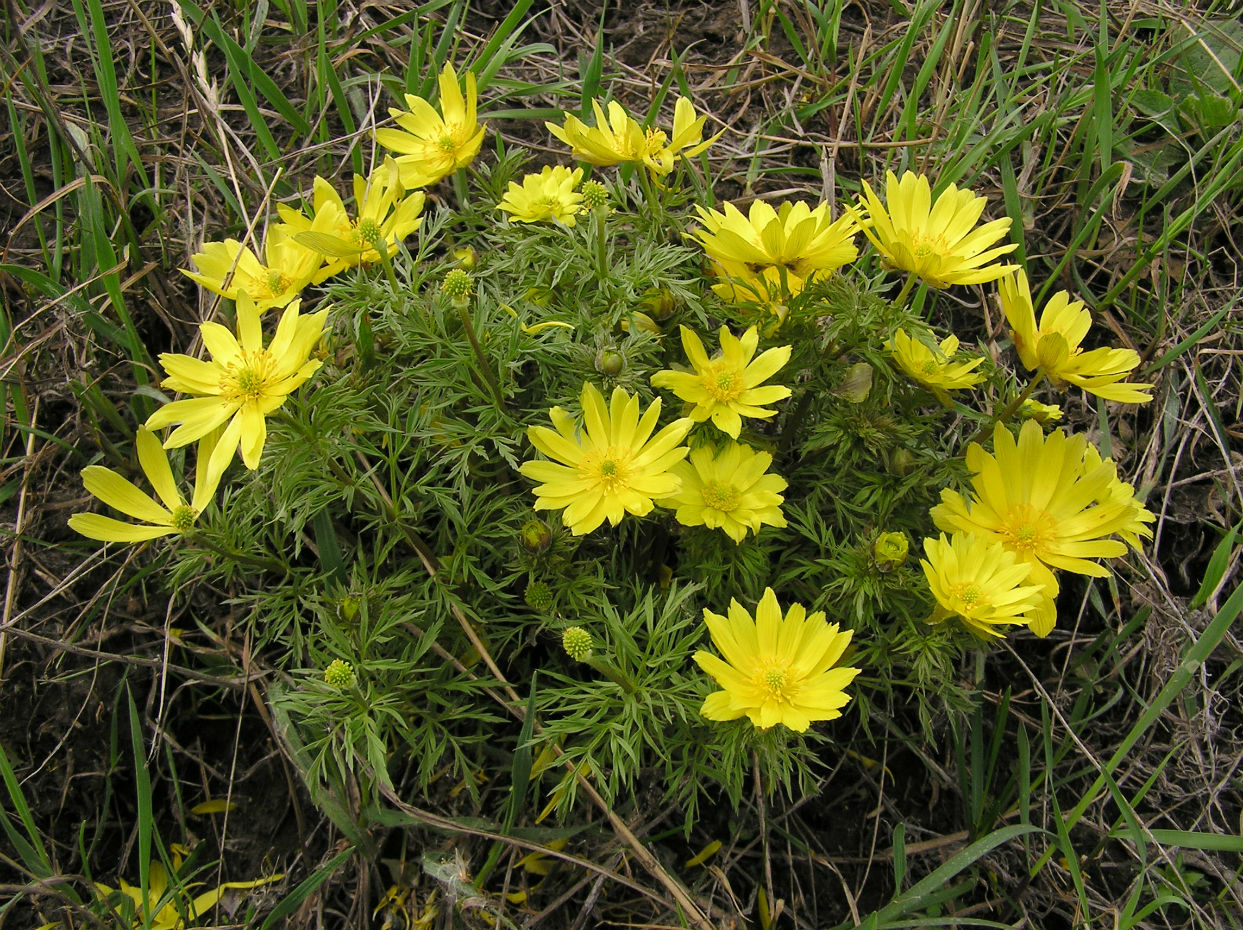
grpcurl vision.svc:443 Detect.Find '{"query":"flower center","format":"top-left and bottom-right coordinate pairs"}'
top-left (702, 361), bottom-right (743, 402)
top-left (1000, 503), bottom-right (1056, 558)
top-left (700, 480), bottom-right (740, 512)
top-left (353, 218), bottom-right (382, 249)
top-left (220, 349), bottom-right (277, 404)
top-left (910, 234), bottom-right (949, 265)
top-left (171, 504), bottom-right (197, 533)
top-left (581, 447), bottom-right (632, 493)
top-left (763, 667), bottom-right (786, 693)
top-left (266, 269), bottom-right (291, 297)
top-left (438, 133), bottom-right (460, 154)
top-left (949, 582), bottom-right (985, 615)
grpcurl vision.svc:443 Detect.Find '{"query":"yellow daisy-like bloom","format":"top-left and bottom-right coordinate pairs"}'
top-left (277, 158), bottom-right (426, 279)
top-left (546, 96), bottom-right (718, 176)
top-left (921, 532), bottom-right (1046, 639)
top-left (68, 428), bottom-right (221, 543)
top-left (691, 200), bottom-right (859, 305)
top-left (497, 165), bottom-right (585, 225)
top-left (930, 420), bottom-right (1154, 636)
top-left (650, 325), bottom-right (792, 439)
top-left (886, 328), bottom-right (987, 402)
top-left (998, 270), bottom-right (1153, 403)
top-left (376, 62), bottom-right (486, 189)
top-left (146, 295), bottom-right (327, 480)
top-left (183, 224), bottom-right (328, 312)
top-left (662, 441), bottom-right (788, 543)
top-left (857, 170), bottom-right (1018, 289)
top-left (694, 588), bottom-right (861, 732)
top-left (519, 382), bottom-right (693, 535)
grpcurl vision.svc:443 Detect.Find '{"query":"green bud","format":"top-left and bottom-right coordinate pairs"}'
top-left (324, 659), bottom-right (356, 690)
top-left (888, 448), bottom-right (915, 476)
top-left (519, 519), bottom-right (552, 555)
top-left (561, 626), bottom-right (593, 661)
top-left (338, 595), bottom-right (361, 623)
top-left (639, 287), bottom-right (676, 321)
top-left (595, 348), bottom-right (625, 377)
top-left (872, 532), bottom-right (909, 571)
top-left (453, 245), bottom-right (478, 270)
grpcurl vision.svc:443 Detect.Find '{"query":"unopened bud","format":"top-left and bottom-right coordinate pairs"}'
top-left (872, 532), bottom-right (909, 571)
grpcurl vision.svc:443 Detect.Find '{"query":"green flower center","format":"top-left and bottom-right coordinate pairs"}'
top-left (1000, 504), bottom-right (1056, 558)
top-left (909, 234), bottom-right (949, 265)
top-left (171, 505), bottom-right (196, 533)
top-left (763, 668), bottom-right (786, 693)
top-left (266, 269), bottom-right (291, 297)
top-left (354, 218), bottom-right (382, 249)
top-left (703, 362), bottom-right (743, 402)
top-left (438, 134), bottom-right (460, 154)
top-left (700, 480), bottom-right (740, 512)
top-left (582, 447), bottom-right (631, 493)
top-left (220, 349), bottom-right (277, 404)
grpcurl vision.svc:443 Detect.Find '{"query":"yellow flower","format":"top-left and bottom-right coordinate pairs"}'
top-left (997, 270), bottom-right (1153, 403)
top-left (93, 843), bottom-right (281, 930)
top-left (546, 96), bottom-right (718, 175)
top-left (930, 421), bottom-right (1154, 635)
top-left (519, 383), bottom-right (693, 535)
top-left (856, 170), bottom-right (1018, 288)
top-left (146, 295), bottom-right (327, 478)
top-left (650, 325), bottom-right (792, 438)
top-left (694, 588), bottom-right (860, 732)
top-left (68, 428), bottom-right (221, 543)
top-left (663, 441), bottom-right (788, 543)
top-left (1020, 398), bottom-right (1063, 423)
top-left (277, 158), bottom-right (426, 277)
top-left (183, 225), bottom-right (328, 312)
top-left (376, 62), bottom-right (486, 188)
top-left (691, 200), bottom-right (859, 305)
top-left (886, 328), bottom-right (986, 401)
top-left (921, 532), bottom-right (1046, 639)
top-left (497, 165), bottom-right (585, 225)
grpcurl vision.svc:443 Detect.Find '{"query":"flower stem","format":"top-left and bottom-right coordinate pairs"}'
top-left (454, 298), bottom-right (508, 411)
top-left (967, 371), bottom-right (1048, 446)
top-left (892, 274), bottom-right (918, 310)
top-left (584, 656), bottom-right (637, 694)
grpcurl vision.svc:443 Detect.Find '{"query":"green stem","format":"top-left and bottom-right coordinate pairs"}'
top-left (584, 656), bottom-right (637, 695)
top-left (967, 371), bottom-right (1048, 446)
top-left (892, 273), bottom-right (919, 310)
top-left (592, 208), bottom-right (609, 280)
top-left (454, 298), bottom-right (507, 411)
top-left (191, 533), bottom-right (288, 574)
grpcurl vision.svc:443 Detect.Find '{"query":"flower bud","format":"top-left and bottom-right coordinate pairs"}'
top-left (338, 595), bottom-right (361, 623)
top-left (519, 518), bottom-right (552, 555)
top-left (595, 348), bottom-right (625, 377)
top-left (639, 287), bottom-right (676, 321)
top-left (872, 532), bottom-right (909, 571)
top-left (453, 245), bottom-right (478, 270)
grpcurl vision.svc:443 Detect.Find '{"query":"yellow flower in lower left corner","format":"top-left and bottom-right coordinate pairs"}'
top-left (69, 428), bottom-right (221, 543)
top-left (146, 295), bottom-right (327, 480)
top-left (520, 382), bottom-right (693, 535)
top-left (694, 588), bottom-right (860, 733)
